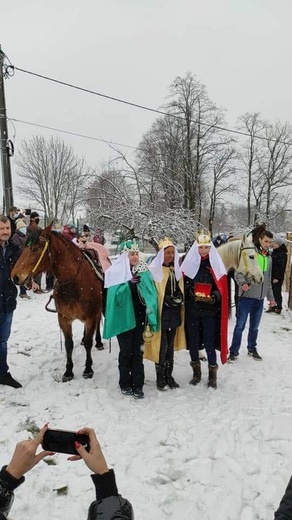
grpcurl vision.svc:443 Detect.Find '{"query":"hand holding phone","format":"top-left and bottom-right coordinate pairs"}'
top-left (67, 427), bottom-right (109, 475)
top-left (42, 429), bottom-right (90, 456)
top-left (7, 424), bottom-right (53, 479)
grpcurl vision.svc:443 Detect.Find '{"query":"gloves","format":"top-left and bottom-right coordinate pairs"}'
top-left (130, 275), bottom-right (140, 285)
top-left (194, 294), bottom-right (215, 304)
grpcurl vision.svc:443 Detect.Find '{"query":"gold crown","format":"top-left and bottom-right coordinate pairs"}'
top-left (195, 231), bottom-right (212, 245)
top-left (158, 236), bottom-right (174, 250)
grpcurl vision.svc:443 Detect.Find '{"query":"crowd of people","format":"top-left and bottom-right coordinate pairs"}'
top-left (0, 209), bottom-right (291, 517)
top-left (0, 210), bottom-right (289, 393)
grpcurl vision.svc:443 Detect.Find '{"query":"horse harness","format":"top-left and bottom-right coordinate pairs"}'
top-left (29, 235), bottom-right (101, 313)
top-left (238, 242), bottom-right (256, 272)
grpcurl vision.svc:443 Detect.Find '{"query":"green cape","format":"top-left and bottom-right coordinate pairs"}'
top-left (103, 270), bottom-right (159, 339)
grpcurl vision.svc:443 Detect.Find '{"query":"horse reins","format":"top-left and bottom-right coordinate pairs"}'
top-left (31, 234), bottom-right (84, 287)
top-left (31, 240), bottom-right (49, 274)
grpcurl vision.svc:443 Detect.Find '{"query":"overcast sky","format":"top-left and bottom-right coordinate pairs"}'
top-left (1, 0), bottom-right (292, 206)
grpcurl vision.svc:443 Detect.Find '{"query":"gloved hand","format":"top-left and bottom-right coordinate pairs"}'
top-left (194, 294), bottom-right (215, 303)
top-left (130, 275), bottom-right (140, 284)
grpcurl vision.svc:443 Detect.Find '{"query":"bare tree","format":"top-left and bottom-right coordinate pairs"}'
top-left (237, 113), bottom-right (266, 226)
top-left (167, 73), bottom-right (229, 216)
top-left (16, 135), bottom-right (90, 223)
top-left (208, 147), bottom-right (237, 235)
top-left (256, 121), bottom-right (292, 225)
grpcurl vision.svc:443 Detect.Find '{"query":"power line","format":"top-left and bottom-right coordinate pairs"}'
top-left (9, 117), bottom-right (138, 150)
top-left (12, 66), bottom-right (292, 146)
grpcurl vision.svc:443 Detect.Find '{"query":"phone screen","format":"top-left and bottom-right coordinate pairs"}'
top-left (42, 429), bottom-right (90, 455)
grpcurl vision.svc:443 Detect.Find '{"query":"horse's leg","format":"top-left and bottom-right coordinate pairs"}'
top-left (58, 315), bottom-right (74, 382)
top-left (94, 317), bottom-right (104, 350)
top-left (82, 319), bottom-right (95, 379)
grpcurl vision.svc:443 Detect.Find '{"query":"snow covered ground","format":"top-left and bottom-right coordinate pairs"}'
top-left (0, 288), bottom-right (292, 519)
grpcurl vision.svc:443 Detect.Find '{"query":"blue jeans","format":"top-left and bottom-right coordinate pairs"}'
top-left (230, 298), bottom-right (264, 355)
top-left (0, 312), bottom-right (14, 376)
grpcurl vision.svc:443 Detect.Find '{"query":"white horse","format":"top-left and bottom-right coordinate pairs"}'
top-left (218, 234), bottom-right (263, 283)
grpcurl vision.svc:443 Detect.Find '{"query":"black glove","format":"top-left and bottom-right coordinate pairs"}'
top-left (130, 275), bottom-right (140, 285)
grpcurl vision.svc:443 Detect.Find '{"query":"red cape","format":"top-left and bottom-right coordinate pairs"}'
top-left (211, 271), bottom-right (229, 364)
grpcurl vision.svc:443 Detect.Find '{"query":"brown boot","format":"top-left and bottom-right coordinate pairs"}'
top-left (208, 364), bottom-right (218, 389)
top-left (189, 361), bottom-right (201, 385)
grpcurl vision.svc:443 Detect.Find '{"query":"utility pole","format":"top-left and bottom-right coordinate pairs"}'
top-left (0, 45), bottom-right (13, 214)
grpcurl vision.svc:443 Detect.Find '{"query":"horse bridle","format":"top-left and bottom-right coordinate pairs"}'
top-left (238, 242), bottom-right (256, 272)
top-left (28, 234), bottom-right (84, 287)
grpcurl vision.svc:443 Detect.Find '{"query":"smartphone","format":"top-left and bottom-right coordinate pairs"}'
top-left (42, 429), bottom-right (90, 455)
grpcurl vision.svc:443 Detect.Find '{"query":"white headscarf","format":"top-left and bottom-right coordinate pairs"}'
top-left (181, 241), bottom-right (227, 280)
top-left (104, 252), bottom-right (132, 288)
top-left (148, 245), bottom-right (182, 283)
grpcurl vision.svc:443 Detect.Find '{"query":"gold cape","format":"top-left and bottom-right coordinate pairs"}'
top-left (143, 266), bottom-right (186, 363)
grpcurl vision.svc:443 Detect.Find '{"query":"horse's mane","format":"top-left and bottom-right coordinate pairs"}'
top-left (26, 228), bottom-right (79, 254)
top-left (26, 228), bottom-right (42, 245)
top-left (217, 239), bottom-right (242, 270)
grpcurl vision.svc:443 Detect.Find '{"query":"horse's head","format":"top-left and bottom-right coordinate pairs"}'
top-left (238, 234), bottom-right (264, 284)
top-left (11, 224), bottom-right (53, 287)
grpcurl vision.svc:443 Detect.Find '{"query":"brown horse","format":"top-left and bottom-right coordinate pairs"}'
top-left (11, 224), bottom-right (103, 382)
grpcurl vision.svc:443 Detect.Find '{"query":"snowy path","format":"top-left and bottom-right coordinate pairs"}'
top-left (0, 292), bottom-right (292, 519)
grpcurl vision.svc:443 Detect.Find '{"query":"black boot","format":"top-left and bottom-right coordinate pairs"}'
top-left (208, 364), bottom-right (218, 389)
top-left (155, 363), bottom-right (167, 390)
top-left (165, 360), bottom-right (180, 389)
top-left (189, 361), bottom-right (201, 385)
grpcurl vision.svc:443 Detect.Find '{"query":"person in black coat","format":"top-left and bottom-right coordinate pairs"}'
top-left (267, 237), bottom-right (288, 314)
top-left (6, 206), bottom-right (19, 237)
top-left (275, 476), bottom-right (292, 518)
top-left (11, 219), bottom-right (31, 300)
top-left (0, 425), bottom-right (133, 520)
top-left (0, 215), bottom-right (22, 389)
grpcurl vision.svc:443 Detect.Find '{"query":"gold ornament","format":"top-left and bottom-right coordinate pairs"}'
top-left (143, 324), bottom-right (153, 343)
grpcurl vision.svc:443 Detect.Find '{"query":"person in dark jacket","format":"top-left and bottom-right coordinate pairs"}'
top-left (27, 212), bottom-right (44, 293)
top-left (181, 231), bottom-right (228, 389)
top-left (267, 237), bottom-right (288, 315)
top-left (6, 206), bottom-right (19, 237)
top-left (212, 234), bottom-right (225, 248)
top-left (0, 215), bottom-right (22, 388)
top-left (147, 238), bottom-right (186, 390)
top-left (0, 425), bottom-right (133, 520)
top-left (103, 240), bottom-right (158, 399)
top-left (275, 476), bottom-right (292, 519)
top-left (11, 219), bottom-right (31, 300)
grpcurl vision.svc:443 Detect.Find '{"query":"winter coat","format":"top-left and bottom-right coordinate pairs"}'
top-left (271, 244), bottom-right (288, 283)
top-left (0, 466), bottom-right (133, 520)
top-left (27, 222), bottom-right (41, 235)
top-left (11, 230), bottom-right (27, 250)
top-left (184, 256), bottom-right (221, 318)
top-left (274, 476), bottom-right (292, 519)
top-left (7, 216), bottom-right (16, 236)
top-left (0, 241), bottom-right (21, 314)
top-left (234, 246), bottom-right (274, 301)
top-left (184, 255), bottom-right (229, 364)
top-left (78, 241), bottom-right (111, 272)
